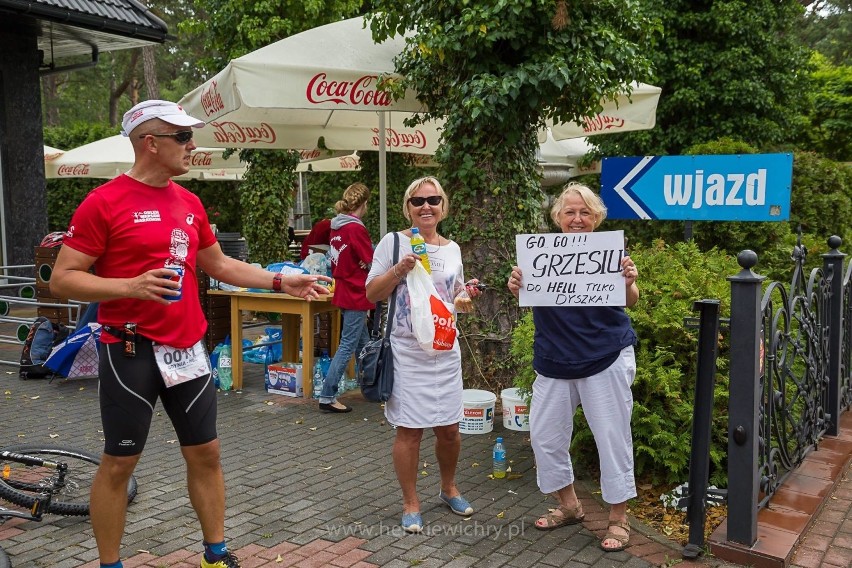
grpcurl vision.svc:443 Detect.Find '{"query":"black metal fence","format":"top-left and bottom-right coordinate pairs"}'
top-left (686, 236), bottom-right (850, 552)
top-left (727, 235), bottom-right (849, 545)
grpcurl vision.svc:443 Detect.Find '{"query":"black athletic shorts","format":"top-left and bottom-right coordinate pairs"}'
top-left (98, 337), bottom-right (218, 456)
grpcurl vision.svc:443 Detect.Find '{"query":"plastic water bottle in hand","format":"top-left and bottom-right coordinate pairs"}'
top-left (409, 227), bottom-right (431, 274)
top-left (493, 437), bottom-right (507, 479)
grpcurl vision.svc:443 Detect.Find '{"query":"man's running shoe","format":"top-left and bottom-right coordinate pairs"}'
top-left (201, 551), bottom-right (240, 568)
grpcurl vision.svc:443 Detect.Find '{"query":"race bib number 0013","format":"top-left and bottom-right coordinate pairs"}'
top-left (153, 339), bottom-right (211, 388)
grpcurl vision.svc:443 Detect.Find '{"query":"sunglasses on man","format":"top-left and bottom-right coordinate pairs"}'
top-left (139, 130), bottom-right (194, 145)
top-left (407, 195), bottom-right (443, 207)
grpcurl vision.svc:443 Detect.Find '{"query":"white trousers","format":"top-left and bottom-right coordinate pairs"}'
top-left (530, 345), bottom-right (637, 504)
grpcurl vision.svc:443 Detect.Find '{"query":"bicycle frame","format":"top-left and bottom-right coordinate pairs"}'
top-left (1, 450), bottom-right (68, 496)
top-left (1, 452), bottom-right (55, 522)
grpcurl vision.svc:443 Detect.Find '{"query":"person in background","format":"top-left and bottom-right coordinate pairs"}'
top-left (50, 99), bottom-right (330, 568)
top-left (300, 217), bottom-right (332, 260)
top-left (318, 182), bottom-right (374, 413)
top-left (507, 182), bottom-right (639, 553)
top-left (365, 176), bottom-right (482, 533)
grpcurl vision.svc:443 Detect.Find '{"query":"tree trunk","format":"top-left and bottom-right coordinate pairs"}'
top-left (109, 51), bottom-right (140, 126)
top-left (41, 74), bottom-right (62, 126)
top-left (441, 124), bottom-right (543, 391)
top-left (142, 45), bottom-right (159, 99)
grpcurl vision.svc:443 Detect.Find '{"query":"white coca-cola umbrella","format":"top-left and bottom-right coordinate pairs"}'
top-left (44, 135), bottom-right (352, 181)
top-left (537, 131), bottom-right (601, 184)
top-left (43, 145), bottom-right (65, 162)
top-left (45, 135), bottom-right (246, 180)
top-left (178, 17), bottom-right (440, 234)
top-left (178, 16), bottom-right (659, 233)
top-left (544, 82), bottom-right (661, 141)
top-left (300, 152), bottom-right (361, 172)
top-left (412, 131), bottom-right (600, 183)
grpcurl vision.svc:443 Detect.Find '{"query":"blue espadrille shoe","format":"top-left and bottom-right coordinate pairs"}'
top-left (401, 512), bottom-right (423, 533)
top-left (439, 491), bottom-right (474, 516)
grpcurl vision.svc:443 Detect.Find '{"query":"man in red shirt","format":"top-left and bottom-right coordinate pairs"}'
top-left (300, 217), bottom-right (331, 260)
top-left (50, 100), bottom-right (330, 568)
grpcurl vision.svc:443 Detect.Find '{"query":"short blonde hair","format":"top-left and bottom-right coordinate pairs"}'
top-left (550, 182), bottom-right (607, 228)
top-left (402, 176), bottom-right (450, 222)
top-left (334, 182), bottom-right (370, 214)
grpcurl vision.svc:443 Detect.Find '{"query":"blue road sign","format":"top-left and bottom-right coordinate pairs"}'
top-left (600, 154), bottom-right (793, 221)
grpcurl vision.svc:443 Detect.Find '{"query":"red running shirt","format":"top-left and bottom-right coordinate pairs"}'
top-left (63, 174), bottom-right (217, 347)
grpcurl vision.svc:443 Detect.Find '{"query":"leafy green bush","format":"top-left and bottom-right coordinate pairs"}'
top-left (788, 151), bottom-right (851, 243)
top-left (511, 240), bottom-right (738, 485)
top-left (238, 149), bottom-right (300, 265)
top-left (192, 181), bottom-right (243, 233)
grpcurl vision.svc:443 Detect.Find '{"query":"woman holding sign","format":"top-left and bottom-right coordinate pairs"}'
top-left (366, 176), bottom-right (482, 534)
top-left (507, 182), bottom-right (639, 553)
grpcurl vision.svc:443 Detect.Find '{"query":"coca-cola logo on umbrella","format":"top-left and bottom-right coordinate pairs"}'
top-left (338, 156), bottom-right (359, 169)
top-left (57, 164), bottom-right (90, 176)
top-left (371, 127), bottom-right (428, 150)
top-left (299, 148), bottom-right (322, 160)
top-left (200, 81), bottom-right (225, 117)
top-left (306, 73), bottom-right (393, 107)
top-left (190, 152), bottom-right (214, 166)
top-left (210, 122), bottom-right (277, 145)
top-left (583, 115), bottom-right (626, 134)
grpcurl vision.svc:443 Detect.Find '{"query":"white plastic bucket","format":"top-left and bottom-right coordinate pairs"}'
top-left (501, 388), bottom-right (530, 431)
top-left (459, 389), bottom-right (496, 434)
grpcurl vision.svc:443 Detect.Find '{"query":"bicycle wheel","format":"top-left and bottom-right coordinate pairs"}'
top-left (0, 446), bottom-right (137, 517)
top-left (0, 546), bottom-right (9, 568)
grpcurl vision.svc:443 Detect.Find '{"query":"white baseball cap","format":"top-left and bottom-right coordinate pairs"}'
top-left (121, 100), bottom-right (205, 137)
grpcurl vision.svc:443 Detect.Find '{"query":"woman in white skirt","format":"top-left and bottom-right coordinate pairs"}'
top-left (507, 183), bottom-right (640, 553)
top-left (366, 176), bottom-right (481, 533)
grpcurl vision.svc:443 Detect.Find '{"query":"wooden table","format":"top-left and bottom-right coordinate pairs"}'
top-left (208, 289), bottom-right (341, 393)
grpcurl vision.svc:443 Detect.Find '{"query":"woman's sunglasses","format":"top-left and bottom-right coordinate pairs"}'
top-left (408, 195), bottom-right (443, 207)
top-left (139, 130), bottom-right (194, 145)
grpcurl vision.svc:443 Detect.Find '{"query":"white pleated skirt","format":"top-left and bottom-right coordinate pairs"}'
top-left (385, 335), bottom-right (463, 428)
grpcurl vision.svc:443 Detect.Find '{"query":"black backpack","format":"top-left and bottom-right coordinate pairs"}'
top-left (19, 317), bottom-right (70, 379)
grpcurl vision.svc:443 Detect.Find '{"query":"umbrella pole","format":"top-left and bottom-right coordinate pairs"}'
top-left (379, 112), bottom-right (387, 236)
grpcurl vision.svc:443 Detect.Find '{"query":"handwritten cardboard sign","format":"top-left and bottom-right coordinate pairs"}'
top-left (515, 230), bottom-right (626, 307)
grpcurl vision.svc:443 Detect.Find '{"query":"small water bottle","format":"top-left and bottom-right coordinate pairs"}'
top-left (312, 358), bottom-right (324, 399)
top-left (319, 350), bottom-right (332, 377)
top-left (409, 227), bottom-right (431, 274)
top-left (218, 340), bottom-right (233, 391)
top-left (263, 348), bottom-right (275, 391)
top-left (493, 437), bottom-right (507, 479)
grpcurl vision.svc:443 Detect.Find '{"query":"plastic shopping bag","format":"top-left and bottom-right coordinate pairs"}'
top-left (407, 261), bottom-right (457, 353)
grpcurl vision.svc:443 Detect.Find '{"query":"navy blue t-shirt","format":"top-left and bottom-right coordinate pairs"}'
top-left (532, 305), bottom-right (637, 380)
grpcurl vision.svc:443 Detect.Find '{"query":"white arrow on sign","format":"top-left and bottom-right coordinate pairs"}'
top-left (613, 156), bottom-right (656, 220)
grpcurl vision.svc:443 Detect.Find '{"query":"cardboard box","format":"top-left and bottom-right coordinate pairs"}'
top-left (266, 363), bottom-right (304, 397)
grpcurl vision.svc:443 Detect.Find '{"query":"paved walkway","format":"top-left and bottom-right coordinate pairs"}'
top-left (0, 361), bottom-right (848, 567)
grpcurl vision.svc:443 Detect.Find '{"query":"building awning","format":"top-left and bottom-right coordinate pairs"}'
top-left (0, 0), bottom-right (170, 62)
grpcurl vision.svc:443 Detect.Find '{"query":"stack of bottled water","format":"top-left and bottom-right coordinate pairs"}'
top-left (312, 350), bottom-right (332, 399)
top-left (312, 359), bottom-right (323, 399)
top-left (337, 373), bottom-right (359, 395)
